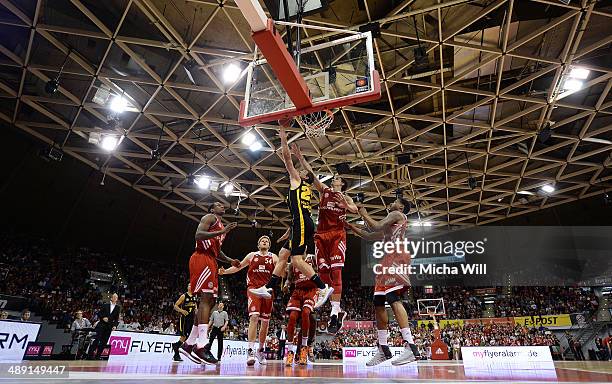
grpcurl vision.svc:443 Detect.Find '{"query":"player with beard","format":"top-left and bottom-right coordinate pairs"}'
top-left (345, 197), bottom-right (419, 366)
top-left (179, 201), bottom-right (241, 365)
top-left (291, 143), bottom-right (358, 334)
top-left (250, 125), bottom-right (333, 309)
top-left (219, 235), bottom-right (278, 366)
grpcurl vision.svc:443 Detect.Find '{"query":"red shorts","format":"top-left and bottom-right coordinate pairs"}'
top-left (374, 251), bottom-right (411, 296)
top-left (247, 288), bottom-right (273, 320)
top-left (314, 229), bottom-right (346, 270)
top-left (286, 287), bottom-right (318, 312)
top-left (189, 251), bottom-right (218, 296)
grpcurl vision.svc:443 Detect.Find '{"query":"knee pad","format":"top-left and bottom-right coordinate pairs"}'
top-left (331, 268), bottom-right (342, 295)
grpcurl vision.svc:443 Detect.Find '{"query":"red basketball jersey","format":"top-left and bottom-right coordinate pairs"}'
top-left (384, 213), bottom-right (407, 242)
top-left (317, 188), bottom-right (346, 232)
top-left (195, 215), bottom-right (225, 256)
top-left (292, 254), bottom-right (317, 289)
top-left (246, 252), bottom-right (275, 288)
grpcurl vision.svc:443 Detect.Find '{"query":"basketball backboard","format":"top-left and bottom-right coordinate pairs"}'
top-left (238, 31), bottom-right (380, 126)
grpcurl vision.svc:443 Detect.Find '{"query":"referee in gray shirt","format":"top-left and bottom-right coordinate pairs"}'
top-left (205, 302), bottom-right (229, 361)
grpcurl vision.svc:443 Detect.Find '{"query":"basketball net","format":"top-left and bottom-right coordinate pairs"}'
top-left (297, 109), bottom-right (333, 139)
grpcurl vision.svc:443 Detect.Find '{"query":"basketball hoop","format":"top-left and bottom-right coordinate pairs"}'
top-left (297, 109), bottom-right (333, 139)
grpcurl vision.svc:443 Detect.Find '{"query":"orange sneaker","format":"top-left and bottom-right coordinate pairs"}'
top-left (299, 346), bottom-right (308, 365)
top-left (284, 351), bottom-right (294, 367)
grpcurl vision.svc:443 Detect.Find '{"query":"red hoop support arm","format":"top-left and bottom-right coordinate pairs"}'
top-left (251, 19), bottom-right (312, 110)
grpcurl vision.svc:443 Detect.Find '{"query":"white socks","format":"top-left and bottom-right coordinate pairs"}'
top-left (196, 324), bottom-right (209, 349)
top-left (248, 342), bottom-right (255, 351)
top-left (330, 301), bottom-right (341, 317)
top-left (186, 325), bottom-right (198, 345)
top-left (302, 337), bottom-right (309, 347)
top-left (377, 330), bottom-right (388, 346)
top-left (287, 343), bottom-right (296, 353)
top-left (400, 327), bottom-right (414, 344)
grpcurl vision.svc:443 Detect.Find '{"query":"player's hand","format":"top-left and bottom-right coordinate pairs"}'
top-left (333, 194), bottom-right (349, 209)
top-left (223, 222), bottom-right (238, 233)
top-left (181, 310), bottom-right (189, 316)
top-left (290, 143), bottom-right (301, 157)
top-left (231, 259), bottom-right (241, 268)
top-left (218, 267), bottom-right (226, 275)
top-left (282, 283), bottom-right (290, 294)
top-left (358, 206), bottom-right (368, 216)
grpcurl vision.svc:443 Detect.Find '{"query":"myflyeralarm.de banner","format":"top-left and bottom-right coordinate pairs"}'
top-left (0, 320), bottom-right (41, 361)
top-left (108, 331), bottom-right (249, 362)
top-left (342, 347), bottom-right (405, 365)
top-left (462, 346), bottom-right (553, 369)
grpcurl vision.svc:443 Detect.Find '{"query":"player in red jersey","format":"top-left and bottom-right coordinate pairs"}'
top-left (179, 201), bottom-right (241, 365)
top-left (292, 144), bottom-right (358, 334)
top-left (218, 235), bottom-right (278, 366)
top-left (283, 253), bottom-right (318, 366)
top-left (346, 197), bottom-right (419, 366)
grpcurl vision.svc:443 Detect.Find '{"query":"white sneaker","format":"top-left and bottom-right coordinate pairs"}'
top-left (391, 343), bottom-right (417, 366)
top-left (247, 348), bottom-right (256, 366)
top-left (249, 285), bottom-right (272, 299)
top-left (314, 284), bottom-right (334, 309)
top-left (366, 345), bottom-right (392, 367)
top-left (256, 350), bottom-right (267, 365)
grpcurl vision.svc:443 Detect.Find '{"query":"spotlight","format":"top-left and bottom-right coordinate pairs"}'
top-left (541, 184), bottom-right (555, 193)
top-left (355, 192), bottom-right (365, 203)
top-left (538, 124), bottom-right (552, 144)
top-left (151, 147), bottom-right (161, 160)
top-left (195, 175), bottom-right (210, 190)
top-left (48, 146), bottom-right (63, 162)
top-left (241, 132), bottom-right (256, 146)
top-left (100, 135), bottom-right (119, 151)
top-left (251, 219), bottom-right (259, 228)
top-left (110, 95), bottom-right (127, 113)
top-left (224, 183), bottom-right (233, 196)
top-left (604, 193), bottom-right (610, 206)
top-left (223, 63), bottom-right (241, 84)
top-left (326, 66), bottom-right (337, 83)
top-left (563, 79), bottom-right (583, 91)
top-left (186, 174), bottom-right (195, 185)
top-left (249, 141), bottom-right (262, 152)
top-left (468, 177), bottom-right (477, 190)
top-left (413, 46), bottom-right (428, 66)
top-left (394, 188), bottom-right (404, 198)
top-left (569, 67), bottom-right (589, 80)
top-left (45, 79), bottom-right (59, 94)
top-left (234, 207), bottom-right (240, 215)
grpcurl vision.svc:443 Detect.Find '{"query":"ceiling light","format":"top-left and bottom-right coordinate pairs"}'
top-left (569, 67), bottom-right (589, 80)
top-left (110, 95), bottom-right (127, 113)
top-left (563, 79), bottom-right (583, 91)
top-left (223, 64), bottom-right (241, 83)
top-left (224, 183), bottom-right (233, 195)
top-left (195, 175), bottom-right (210, 190)
top-left (249, 141), bottom-right (262, 152)
top-left (541, 184), bottom-right (555, 193)
top-left (356, 220), bottom-right (365, 225)
top-left (423, 222), bottom-right (432, 227)
top-left (241, 132), bottom-right (256, 146)
top-left (100, 135), bottom-right (119, 151)
top-left (497, 198), bottom-right (503, 202)
top-left (517, 190), bottom-right (534, 196)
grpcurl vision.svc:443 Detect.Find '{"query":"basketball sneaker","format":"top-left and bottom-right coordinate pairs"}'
top-left (247, 348), bottom-right (256, 366)
top-left (284, 350), bottom-right (295, 366)
top-left (179, 343), bottom-right (201, 364)
top-left (314, 285), bottom-right (334, 309)
top-left (366, 344), bottom-right (393, 367)
top-left (327, 314), bottom-right (339, 335)
top-left (192, 346), bottom-right (218, 365)
top-left (337, 311), bottom-right (347, 331)
top-left (249, 286), bottom-right (273, 299)
top-left (298, 346), bottom-right (308, 365)
top-left (256, 349), bottom-right (267, 365)
top-left (308, 346), bottom-right (315, 363)
top-left (172, 341), bottom-right (183, 362)
top-left (391, 342), bottom-right (417, 366)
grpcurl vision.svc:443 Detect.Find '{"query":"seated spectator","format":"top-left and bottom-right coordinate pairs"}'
top-left (21, 309), bottom-right (31, 322)
top-left (0, 311), bottom-right (8, 320)
top-left (70, 310), bottom-right (92, 331)
top-left (163, 322), bottom-right (175, 335)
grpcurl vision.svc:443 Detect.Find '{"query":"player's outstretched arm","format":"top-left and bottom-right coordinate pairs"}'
top-left (291, 143), bottom-right (325, 192)
top-left (358, 207), bottom-right (402, 232)
top-left (216, 249), bottom-right (241, 268)
top-left (279, 126), bottom-right (301, 188)
top-left (219, 253), bottom-right (253, 275)
top-left (345, 222), bottom-right (384, 241)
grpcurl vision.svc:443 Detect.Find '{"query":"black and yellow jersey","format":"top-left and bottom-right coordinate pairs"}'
top-left (287, 181), bottom-right (312, 215)
top-left (181, 292), bottom-right (197, 316)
